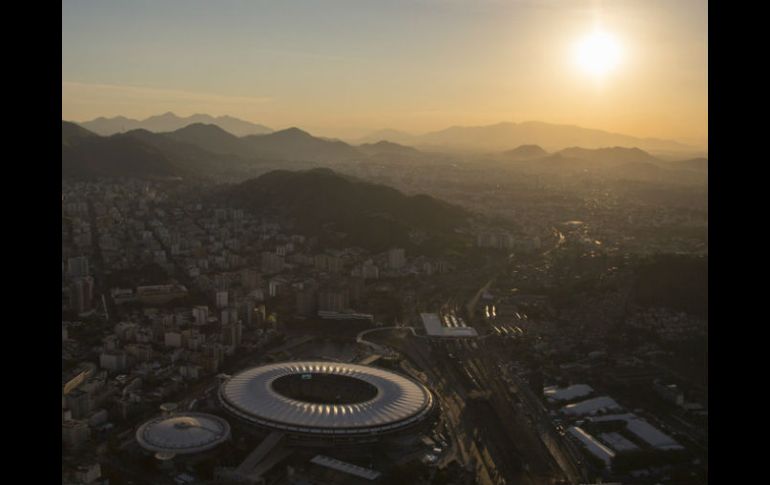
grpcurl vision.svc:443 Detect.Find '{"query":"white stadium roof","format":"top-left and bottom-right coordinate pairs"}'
top-left (219, 361), bottom-right (434, 436)
top-left (136, 412), bottom-right (230, 454)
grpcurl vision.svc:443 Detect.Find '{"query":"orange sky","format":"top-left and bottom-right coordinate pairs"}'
top-left (63, 0), bottom-right (707, 146)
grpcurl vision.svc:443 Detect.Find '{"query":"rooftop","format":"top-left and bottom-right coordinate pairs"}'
top-left (135, 412), bottom-right (231, 454)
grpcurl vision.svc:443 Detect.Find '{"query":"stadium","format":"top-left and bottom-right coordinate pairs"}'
top-left (218, 361), bottom-right (436, 444)
top-left (135, 412), bottom-right (231, 457)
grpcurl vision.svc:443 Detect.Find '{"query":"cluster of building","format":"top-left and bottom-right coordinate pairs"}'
top-left (474, 227), bottom-right (541, 252)
top-left (626, 307), bottom-right (708, 341)
top-left (545, 383), bottom-right (686, 476)
top-left (62, 179), bottom-right (467, 483)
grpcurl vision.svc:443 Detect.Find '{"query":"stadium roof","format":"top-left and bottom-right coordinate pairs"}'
top-left (219, 361), bottom-right (434, 435)
top-left (135, 412), bottom-right (230, 454)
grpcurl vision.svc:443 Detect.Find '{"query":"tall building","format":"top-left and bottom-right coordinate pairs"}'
top-left (67, 256), bottom-right (90, 279)
top-left (216, 290), bottom-right (229, 309)
top-left (221, 307), bottom-right (238, 326)
top-left (315, 254), bottom-right (343, 273)
top-left (192, 305), bottom-right (209, 326)
top-left (221, 321), bottom-right (243, 348)
top-left (241, 268), bottom-right (261, 290)
top-left (62, 420), bottom-right (90, 449)
top-left (318, 287), bottom-right (350, 312)
top-left (65, 389), bottom-right (92, 420)
top-left (296, 285), bottom-right (318, 316)
top-left (347, 276), bottom-right (365, 305)
top-left (239, 299), bottom-right (256, 326)
top-left (70, 276), bottom-right (94, 314)
top-left (388, 248), bottom-right (406, 270)
top-left (261, 252), bottom-right (285, 274)
top-left (476, 231), bottom-right (514, 249)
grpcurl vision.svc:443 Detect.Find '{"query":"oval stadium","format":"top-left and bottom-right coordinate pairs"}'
top-left (218, 361), bottom-right (435, 442)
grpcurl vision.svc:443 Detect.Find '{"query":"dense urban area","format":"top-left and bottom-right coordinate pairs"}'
top-left (62, 118), bottom-right (707, 485)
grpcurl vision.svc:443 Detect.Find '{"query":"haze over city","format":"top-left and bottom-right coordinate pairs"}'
top-left (62, 2), bottom-right (708, 485)
top-left (63, 0), bottom-right (707, 147)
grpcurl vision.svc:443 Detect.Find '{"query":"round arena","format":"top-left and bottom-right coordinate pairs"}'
top-left (218, 361), bottom-right (435, 442)
top-left (135, 412), bottom-right (231, 456)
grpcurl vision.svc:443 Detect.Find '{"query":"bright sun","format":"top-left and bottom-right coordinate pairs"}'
top-left (574, 31), bottom-right (622, 77)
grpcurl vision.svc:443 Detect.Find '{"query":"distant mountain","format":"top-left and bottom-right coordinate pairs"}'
top-left (163, 123), bottom-right (252, 158)
top-left (241, 128), bottom-right (363, 162)
top-left (62, 121), bottom-right (97, 146)
top-left (527, 153), bottom-right (599, 172)
top-left (356, 129), bottom-right (417, 145)
top-left (62, 130), bottom-right (183, 179)
top-left (218, 168), bottom-right (466, 251)
top-left (62, 122), bottom-right (253, 179)
top-left (360, 121), bottom-right (698, 154)
top-left (557, 146), bottom-right (657, 165)
top-left (671, 158), bottom-right (708, 171)
top-left (500, 144), bottom-right (548, 161)
top-left (511, 150), bottom-right (706, 185)
top-left (358, 140), bottom-right (421, 157)
top-left (62, 119), bottom-right (368, 179)
top-left (78, 112), bottom-right (272, 137)
top-left (116, 128), bottom-right (247, 174)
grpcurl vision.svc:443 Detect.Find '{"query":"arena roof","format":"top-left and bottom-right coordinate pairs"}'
top-left (219, 361), bottom-right (434, 436)
top-left (135, 412), bottom-right (230, 454)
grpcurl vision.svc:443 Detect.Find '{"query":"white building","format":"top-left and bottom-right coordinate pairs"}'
top-left (99, 350), bottom-right (128, 372)
top-left (567, 426), bottom-right (615, 468)
top-left (216, 290), bottom-right (229, 309)
top-left (388, 248), bottom-right (406, 270)
top-left (192, 306), bottom-right (209, 326)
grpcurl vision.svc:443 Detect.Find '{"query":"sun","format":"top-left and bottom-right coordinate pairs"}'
top-left (573, 31), bottom-right (622, 77)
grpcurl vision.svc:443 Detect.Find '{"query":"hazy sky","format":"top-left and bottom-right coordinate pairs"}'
top-left (62, 0), bottom-right (707, 144)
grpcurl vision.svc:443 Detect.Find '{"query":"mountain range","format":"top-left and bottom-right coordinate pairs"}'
top-left (62, 122), bottom-right (184, 179)
top-left (62, 118), bottom-right (707, 184)
top-left (61, 121), bottom-right (369, 178)
top-left (78, 112), bottom-right (272, 137)
top-left (489, 144), bottom-right (707, 185)
top-left (357, 121), bottom-right (702, 155)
